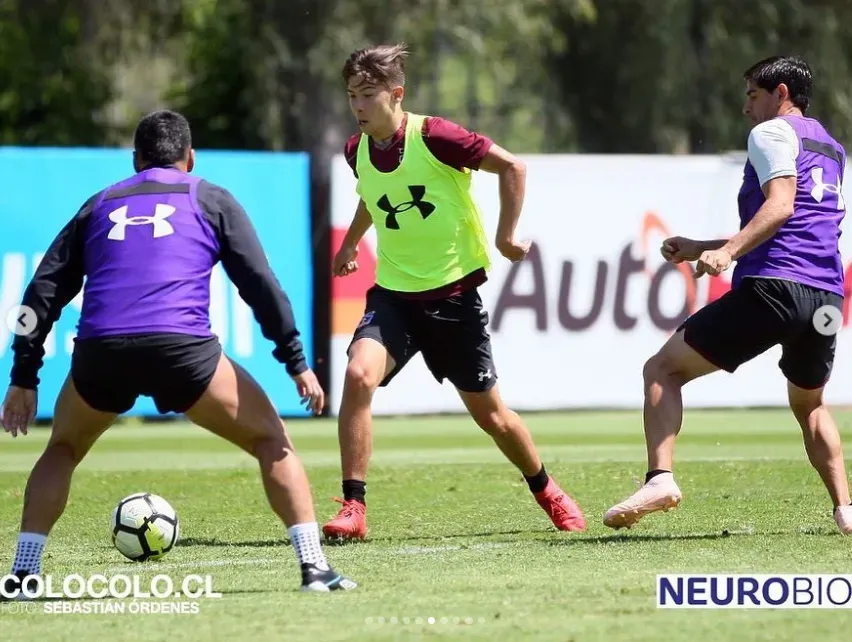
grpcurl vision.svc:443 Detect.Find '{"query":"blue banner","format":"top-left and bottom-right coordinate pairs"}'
top-left (0, 147), bottom-right (313, 418)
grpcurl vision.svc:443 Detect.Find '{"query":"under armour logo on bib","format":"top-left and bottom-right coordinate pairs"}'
top-left (107, 204), bottom-right (177, 241)
top-left (376, 186), bottom-right (435, 230)
top-left (810, 167), bottom-right (845, 211)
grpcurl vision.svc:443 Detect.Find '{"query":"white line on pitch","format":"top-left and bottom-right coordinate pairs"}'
top-left (103, 542), bottom-right (515, 573)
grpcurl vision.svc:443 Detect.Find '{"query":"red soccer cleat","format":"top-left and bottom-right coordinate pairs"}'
top-left (533, 478), bottom-right (587, 532)
top-left (322, 497), bottom-right (368, 541)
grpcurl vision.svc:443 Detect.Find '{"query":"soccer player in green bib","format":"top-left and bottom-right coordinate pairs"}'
top-left (323, 43), bottom-right (586, 541)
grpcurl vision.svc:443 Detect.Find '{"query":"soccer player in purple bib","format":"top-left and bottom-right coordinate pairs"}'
top-left (605, 56), bottom-right (852, 535)
top-left (1, 111), bottom-right (357, 593)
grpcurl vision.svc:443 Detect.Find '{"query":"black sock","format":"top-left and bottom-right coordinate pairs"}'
top-left (524, 465), bottom-right (549, 494)
top-left (342, 479), bottom-right (366, 505)
top-left (645, 469), bottom-right (671, 484)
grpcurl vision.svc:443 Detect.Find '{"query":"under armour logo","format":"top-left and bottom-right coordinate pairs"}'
top-left (477, 369), bottom-right (492, 382)
top-left (107, 204), bottom-right (176, 241)
top-left (376, 186), bottom-right (435, 230)
top-left (810, 167), bottom-right (845, 210)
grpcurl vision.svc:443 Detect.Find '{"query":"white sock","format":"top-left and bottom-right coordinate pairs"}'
top-left (12, 533), bottom-right (47, 575)
top-left (288, 523), bottom-right (328, 570)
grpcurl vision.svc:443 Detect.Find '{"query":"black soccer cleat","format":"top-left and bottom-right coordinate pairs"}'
top-left (0, 570), bottom-right (38, 602)
top-left (300, 563), bottom-right (357, 592)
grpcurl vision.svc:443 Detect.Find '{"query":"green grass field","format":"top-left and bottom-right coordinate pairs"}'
top-left (2, 409), bottom-right (852, 641)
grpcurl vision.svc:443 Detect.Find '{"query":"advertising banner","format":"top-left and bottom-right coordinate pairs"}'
top-left (330, 153), bottom-right (852, 415)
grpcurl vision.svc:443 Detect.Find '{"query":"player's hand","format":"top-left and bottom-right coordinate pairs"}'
top-left (333, 244), bottom-right (359, 277)
top-left (496, 237), bottom-right (532, 262)
top-left (1, 386), bottom-right (37, 437)
top-left (291, 369), bottom-right (325, 416)
top-left (694, 249), bottom-right (733, 278)
top-left (661, 236), bottom-right (703, 263)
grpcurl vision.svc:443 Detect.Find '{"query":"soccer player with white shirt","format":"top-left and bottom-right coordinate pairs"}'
top-left (604, 56), bottom-right (852, 535)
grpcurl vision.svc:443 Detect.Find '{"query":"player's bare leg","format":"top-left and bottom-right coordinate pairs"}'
top-left (787, 382), bottom-right (852, 534)
top-left (604, 330), bottom-right (718, 529)
top-left (458, 386), bottom-right (586, 532)
top-left (185, 353), bottom-right (356, 591)
top-left (458, 386), bottom-right (541, 474)
top-left (21, 378), bottom-right (116, 534)
top-left (642, 331), bottom-right (719, 472)
top-left (322, 338), bottom-right (395, 541)
top-left (3, 376), bottom-right (116, 598)
top-left (339, 339), bottom-right (395, 481)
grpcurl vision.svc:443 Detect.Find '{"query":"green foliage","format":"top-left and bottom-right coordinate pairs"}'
top-left (3, 0), bottom-right (852, 154)
top-left (552, 0), bottom-right (852, 153)
top-left (0, 0), bottom-right (111, 146)
top-left (169, 0), bottom-right (267, 150)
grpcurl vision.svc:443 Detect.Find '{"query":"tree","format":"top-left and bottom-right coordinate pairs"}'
top-left (0, 0), bottom-right (112, 145)
top-left (549, 0), bottom-right (852, 154)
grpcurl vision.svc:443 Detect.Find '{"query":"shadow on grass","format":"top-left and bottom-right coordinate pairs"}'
top-left (178, 537), bottom-right (290, 548)
top-left (177, 525), bottom-right (838, 550)
top-left (181, 529), bottom-right (553, 548)
top-left (544, 528), bottom-right (810, 546)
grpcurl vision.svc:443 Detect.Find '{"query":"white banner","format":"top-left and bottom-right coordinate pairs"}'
top-left (329, 153), bottom-right (852, 415)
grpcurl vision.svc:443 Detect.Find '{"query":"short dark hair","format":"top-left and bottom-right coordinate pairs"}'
top-left (342, 43), bottom-right (409, 87)
top-left (743, 56), bottom-right (813, 113)
top-left (133, 110), bottom-right (192, 168)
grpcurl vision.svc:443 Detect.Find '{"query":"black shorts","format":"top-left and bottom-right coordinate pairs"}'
top-left (71, 333), bottom-right (222, 414)
top-left (679, 277), bottom-right (843, 389)
top-left (350, 286), bottom-right (497, 393)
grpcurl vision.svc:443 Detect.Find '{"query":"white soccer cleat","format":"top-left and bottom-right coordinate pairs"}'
top-left (604, 472), bottom-right (682, 530)
top-left (834, 505), bottom-right (852, 535)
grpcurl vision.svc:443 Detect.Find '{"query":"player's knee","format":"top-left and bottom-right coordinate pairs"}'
top-left (474, 407), bottom-right (520, 437)
top-left (788, 388), bottom-right (824, 424)
top-left (43, 440), bottom-right (85, 466)
top-left (643, 354), bottom-right (687, 388)
top-left (345, 360), bottom-right (382, 396)
top-left (252, 435), bottom-right (295, 464)
top-left (790, 398), bottom-right (824, 425)
top-left (642, 355), bottom-right (665, 385)
top-left (789, 396), bottom-right (820, 418)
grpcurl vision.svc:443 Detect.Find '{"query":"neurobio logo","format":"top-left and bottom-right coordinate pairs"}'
top-left (657, 574), bottom-right (852, 609)
top-left (491, 212), bottom-right (732, 333)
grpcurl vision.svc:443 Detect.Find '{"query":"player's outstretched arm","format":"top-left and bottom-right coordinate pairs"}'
top-left (199, 182), bottom-right (324, 414)
top-left (693, 177), bottom-right (796, 277)
top-left (478, 144), bottom-right (530, 262)
top-left (660, 237), bottom-right (729, 263)
top-left (3, 197), bottom-right (92, 436)
top-left (694, 177), bottom-right (795, 278)
top-left (333, 199), bottom-right (372, 277)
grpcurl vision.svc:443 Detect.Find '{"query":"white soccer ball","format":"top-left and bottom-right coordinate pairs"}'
top-left (111, 493), bottom-right (180, 562)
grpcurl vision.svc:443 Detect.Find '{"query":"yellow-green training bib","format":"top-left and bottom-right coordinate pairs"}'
top-left (355, 112), bottom-right (491, 292)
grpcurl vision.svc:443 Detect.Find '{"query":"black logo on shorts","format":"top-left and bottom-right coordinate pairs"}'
top-left (376, 186), bottom-right (435, 230)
